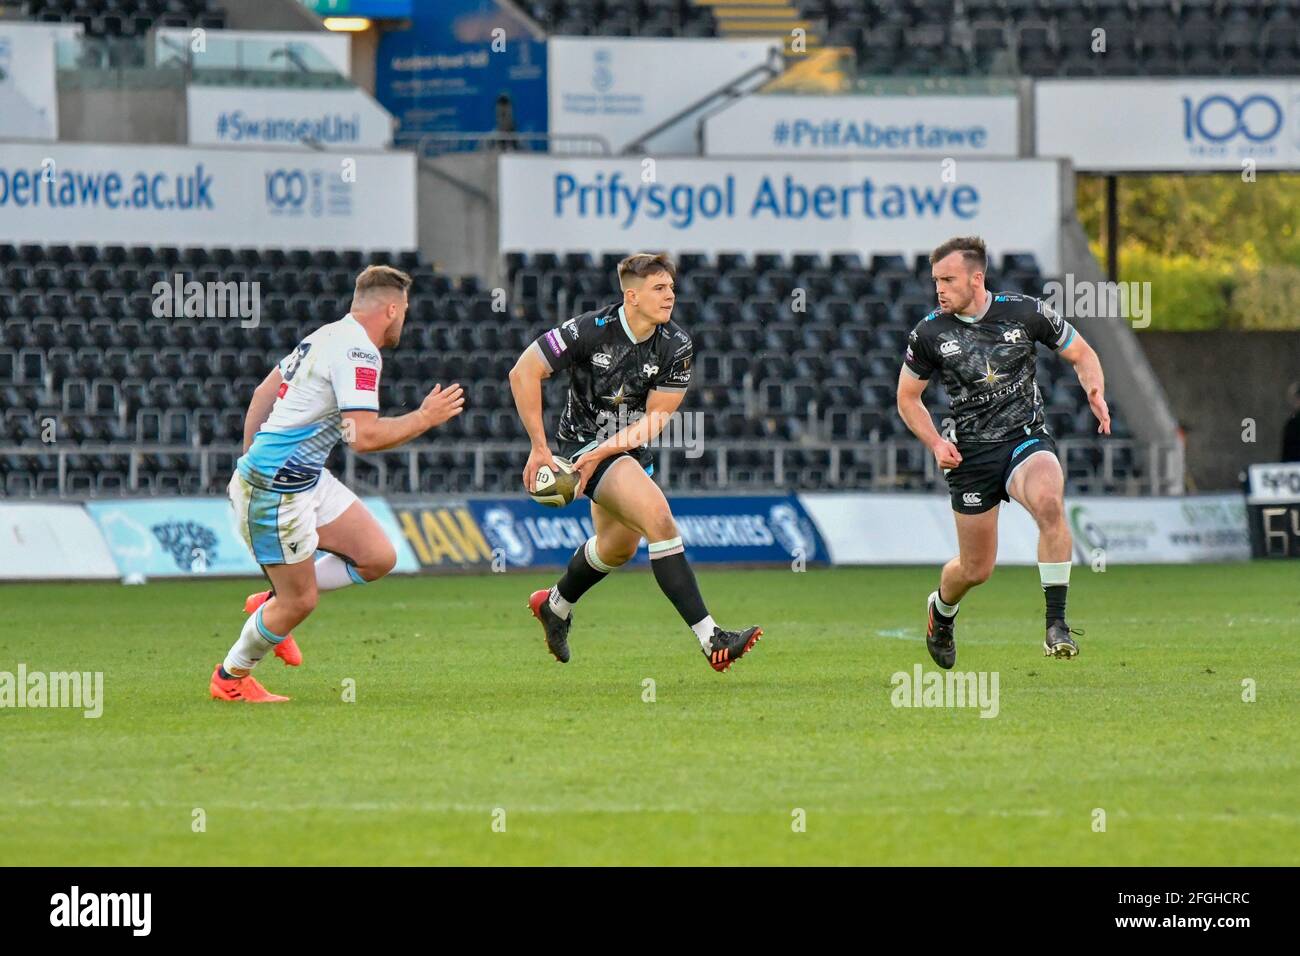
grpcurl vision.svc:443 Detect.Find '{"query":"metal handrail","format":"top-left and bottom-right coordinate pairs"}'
top-left (625, 47), bottom-right (785, 155)
top-left (0, 438), bottom-right (1185, 499)
top-left (406, 131), bottom-right (613, 157)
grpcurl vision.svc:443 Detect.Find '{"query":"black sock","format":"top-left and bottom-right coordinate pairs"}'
top-left (933, 589), bottom-right (957, 624)
top-left (1045, 585), bottom-right (1068, 625)
top-left (218, 665), bottom-right (236, 680)
top-left (650, 548), bottom-right (709, 628)
top-left (556, 541), bottom-right (609, 604)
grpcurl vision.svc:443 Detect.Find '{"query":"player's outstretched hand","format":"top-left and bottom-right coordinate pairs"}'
top-left (931, 438), bottom-right (962, 470)
top-left (420, 383), bottom-right (465, 428)
top-left (522, 444), bottom-right (559, 493)
top-left (1089, 389), bottom-right (1112, 435)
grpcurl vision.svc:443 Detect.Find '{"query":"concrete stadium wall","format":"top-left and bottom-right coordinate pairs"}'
top-left (1139, 331), bottom-right (1300, 491)
top-left (417, 153), bottom-right (501, 287)
top-left (1056, 171), bottom-right (1182, 489)
top-left (58, 85), bottom-right (187, 144)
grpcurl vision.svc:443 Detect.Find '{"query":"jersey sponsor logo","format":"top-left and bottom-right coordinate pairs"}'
top-left (562, 318), bottom-right (579, 338)
top-left (1011, 438), bottom-right (1041, 457)
top-left (347, 347), bottom-right (380, 364)
top-left (939, 339), bottom-right (961, 357)
top-left (1003, 329), bottom-right (1024, 343)
top-left (544, 328), bottom-right (567, 357)
top-left (354, 367), bottom-right (378, 391)
top-left (594, 315), bottom-right (614, 327)
top-left (276, 382), bottom-right (288, 398)
top-left (905, 346), bottom-right (916, 364)
top-left (591, 351), bottom-right (612, 369)
top-left (963, 492), bottom-right (982, 506)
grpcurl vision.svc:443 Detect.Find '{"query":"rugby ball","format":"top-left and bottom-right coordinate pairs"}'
top-left (530, 456), bottom-right (578, 508)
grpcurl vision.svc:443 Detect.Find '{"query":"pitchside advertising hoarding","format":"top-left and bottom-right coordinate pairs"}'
top-left (1036, 79), bottom-right (1300, 171)
top-left (187, 87), bottom-right (396, 150)
top-left (499, 156), bottom-right (1062, 272)
top-left (0, 142), bottom-right (416, 250)
top-left (802, 493), bottom-right (1250, 565)
top-left (393, 494), bottom-right (827, 571)
top-left (0, 504), bottom-right (118, 579)
top-left (83, 498), bottom-right (418, 578)
top-left (701, 94), bottom-right (1019, 158)
top-left (549, 37), bottom-right (782, 154)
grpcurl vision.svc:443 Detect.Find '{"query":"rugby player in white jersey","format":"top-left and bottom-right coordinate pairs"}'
top-left (212, 266), bottom-right (464, 702)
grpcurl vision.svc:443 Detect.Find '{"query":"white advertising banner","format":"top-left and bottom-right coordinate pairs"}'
top-left (0, 504), bottom-right (118, 580)
top-left (0, 142), bottom-right (416, 250)
top-left (499, 156), bottom-right (1061, 272)
top-left (1036, 79), bottom-right (1300, 171)
top-left (188, 86), bottom-right (395, 150)
top-left (801, 493), bottom-right (1250, 565)
top-left (0, 23), bottom-right (67, 141)
top-left (548, 37), bottom-right (782, 154)
top-left (703, 94), bottom-right (1019, 158)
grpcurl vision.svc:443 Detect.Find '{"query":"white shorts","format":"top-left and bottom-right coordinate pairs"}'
top-left (228, 468), bottom-right (359, 566)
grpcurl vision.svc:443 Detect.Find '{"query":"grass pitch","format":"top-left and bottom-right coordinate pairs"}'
top-left (2, 563), bottom-right (1296, 865)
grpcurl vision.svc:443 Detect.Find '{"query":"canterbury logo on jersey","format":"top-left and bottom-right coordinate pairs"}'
top-left (592, 352), bottom-right (612, 368)
top-left (940, 340), bottom-right (961, 357)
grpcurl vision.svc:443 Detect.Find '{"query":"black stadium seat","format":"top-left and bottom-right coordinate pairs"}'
top-left (0, 242), bottom-right (1134, 496)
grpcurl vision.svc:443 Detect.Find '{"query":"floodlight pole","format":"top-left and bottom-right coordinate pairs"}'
top-left (1105, 174), bottom-right (1119, 282)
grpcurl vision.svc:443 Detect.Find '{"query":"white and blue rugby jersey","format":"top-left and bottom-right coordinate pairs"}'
top-left (237, 314), bottom-right (382, 493)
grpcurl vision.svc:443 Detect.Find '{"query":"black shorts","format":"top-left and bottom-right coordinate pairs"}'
top-left (944, 430), bottom-right (1058, 515)
top-left (557, 440), bottom-right (655, 503)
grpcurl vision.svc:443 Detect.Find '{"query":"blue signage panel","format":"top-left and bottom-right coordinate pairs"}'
top-left (375, 0), bottom-right (547, 144)
top-left (466, 493), bottom-right (827, 569)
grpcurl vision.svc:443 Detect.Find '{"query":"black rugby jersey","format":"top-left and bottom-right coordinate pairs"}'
top-left (903, 292), bottom-right (1076, 443)
top-left (532, 303), bottom-right (693, 465)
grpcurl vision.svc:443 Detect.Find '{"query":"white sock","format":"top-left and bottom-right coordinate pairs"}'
top-left (316, 553), bottom-right (365, 591)
top-left (933, 590), bottom-right (959, 617)
top-left (223, 607), bottom-right (284, 673)
top-left (690, 615), bottom-right (717, 649)
top-left (1038, 561), bottom-right (1072, 587)
top-left (548, 585), bottom-right (572, 620)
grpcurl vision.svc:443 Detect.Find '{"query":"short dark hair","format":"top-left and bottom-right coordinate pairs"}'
top-left (930, 236), bottom-right (987, 272)
top-left (354, 264), bottom-right (412, 300)
top-left (617, 252), bottom-right (676, 290)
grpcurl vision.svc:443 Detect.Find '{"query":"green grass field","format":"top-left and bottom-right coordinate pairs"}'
top-left (2, 564), bottom-right (1297, 866)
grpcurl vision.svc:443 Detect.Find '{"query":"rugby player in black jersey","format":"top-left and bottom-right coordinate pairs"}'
top-left (897, 236), bottom-right (1111, 667)
top-left (509, 253), bottom-right (763, 672)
